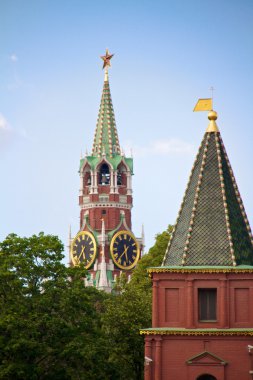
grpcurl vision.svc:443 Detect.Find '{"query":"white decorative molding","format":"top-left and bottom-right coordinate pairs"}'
top-left (119, 195), bottom-right (127, 204)
top-left (81, 201), bottom-right (132, 210)
top-left (99, 195), bottom-right (109, 202)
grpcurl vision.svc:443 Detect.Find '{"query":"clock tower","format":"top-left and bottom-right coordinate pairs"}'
top-left (69, 50), bottom-right (144, 292)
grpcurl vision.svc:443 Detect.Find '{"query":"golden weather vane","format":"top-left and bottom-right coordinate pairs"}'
top-left (193, 86), bottom-right (215, 112)
top-left (193, 87), bottom-right (219, 133)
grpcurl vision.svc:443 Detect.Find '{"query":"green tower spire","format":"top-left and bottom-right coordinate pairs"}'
top-left (80, 50), bottom-right (133, 174)
top-left (163, 110), bottom-right (253, 267)
top-left (92, 72), bottom-right (121, 158)
top-left (91, 49), bottom-right (121, 158)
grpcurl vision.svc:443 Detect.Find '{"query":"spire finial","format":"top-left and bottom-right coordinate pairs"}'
top-left (100, 49), bottom-right (114, 82)
top-left (206, 110), bottom-right (219, 132)
top-left (209, 86), bottom-right (215, 108)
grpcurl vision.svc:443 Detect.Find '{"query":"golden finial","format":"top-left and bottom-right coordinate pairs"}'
top-left (208, 110), bottom-right (218, 121)
top-left (206, 110), bottom-right (219, 132)
top-left (100, 49), bottom-right (114, 82)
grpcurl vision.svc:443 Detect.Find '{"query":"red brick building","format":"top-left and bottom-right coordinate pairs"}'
top-left (141, 111), bottom-right (253, 380)
top-left (69, 51), bottom-right (144, 292)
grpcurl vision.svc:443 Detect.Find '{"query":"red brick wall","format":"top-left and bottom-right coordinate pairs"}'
top-left (152, 272), bottom-right (253, 329)
top-left (145, 271), bottom-right (253, 379)
top-left (145, 335), bottom-right (253, 380)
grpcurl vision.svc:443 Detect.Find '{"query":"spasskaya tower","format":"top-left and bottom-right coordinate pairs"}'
top-left (69, 50), bottom-right (144, 292)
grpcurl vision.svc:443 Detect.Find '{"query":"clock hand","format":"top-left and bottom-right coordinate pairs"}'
top-left (78, 245), bottom-right (85, 260)
top-left (124, 245), bottom-right (129, 263)
top-left (119, 245), bottom-right (130, 264)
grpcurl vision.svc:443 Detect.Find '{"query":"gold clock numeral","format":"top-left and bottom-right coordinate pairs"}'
top-left (114, 253), bottom-right (118, 259)
top-left (133, 249), bottom-right (137, 253)
top-left (132, 255), bottom-right (136, 260)
top-left (124, 234), bottom-right (127, 240)
top-left (123, 262), bottom-right (126, 267)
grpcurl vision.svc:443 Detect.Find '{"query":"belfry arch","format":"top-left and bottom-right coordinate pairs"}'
top-left (98, 162), bottom-right (110, 185)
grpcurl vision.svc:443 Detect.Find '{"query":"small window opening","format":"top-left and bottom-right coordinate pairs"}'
top-left (102, 210), bottom-right (106, 215)
top-left (198, 289), bottom-right (217, 321)
top-left (99, 163), bottom-right (110, 185)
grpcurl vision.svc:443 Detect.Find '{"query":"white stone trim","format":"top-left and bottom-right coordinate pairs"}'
top-left (80, 201), bottom-right (132, 210)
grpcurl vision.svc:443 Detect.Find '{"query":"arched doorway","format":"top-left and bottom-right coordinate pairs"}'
top-left (196, 375), bottom-right (217, 380)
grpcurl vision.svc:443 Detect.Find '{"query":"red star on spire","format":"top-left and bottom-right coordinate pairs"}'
top-left (100, 49), bottom-right (114, 69)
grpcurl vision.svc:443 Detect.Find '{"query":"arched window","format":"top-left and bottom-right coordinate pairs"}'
top-left (196, 375), bottom-right (217, 380)
top-left (99, 163), bottom-right (110, 185)
top-left (83, 167), bottom-right (91, 187)
top-left (117, 164), bottom-right (127, 186)
top-left (87, 173), bottom-right (91, 185)
top-left (117, 172), bottom-right (122, 185)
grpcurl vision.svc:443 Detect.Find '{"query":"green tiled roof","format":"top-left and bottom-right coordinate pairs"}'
top-left (92, 76), bottom-right (120, 158)
top-left (163, 119), bottom-right (253, 267)
top-left (80, 155), bottom-right (133, 174)
top-left (79, 74), bottom-right (134, 174)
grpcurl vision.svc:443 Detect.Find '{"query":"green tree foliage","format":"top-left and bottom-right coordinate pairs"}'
top-left (129, 225), bottom-right (173, 292)
top-left (102, 284), bottom-right (150, 380)
top-left (0, 227), bottom-right (172, 379)
top-left (0, 233), bottom-right (113, 380)
top-left (102, 225), bottom-right (173, 380)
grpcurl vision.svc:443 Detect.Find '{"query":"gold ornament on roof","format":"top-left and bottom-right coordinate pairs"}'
top-left (100, 49), bottom-right (114, 70)
top-left (193, 91), bottom-right (219, 132)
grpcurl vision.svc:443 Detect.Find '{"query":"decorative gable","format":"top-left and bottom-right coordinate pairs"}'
top-left (187, 351), bottom-right (227, 366)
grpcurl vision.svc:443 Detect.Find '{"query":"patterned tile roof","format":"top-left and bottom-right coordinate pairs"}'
top-left (79, 73), bottom-right (133, 174)
top-left (163, 113), bottom-right (253, 267)
top-left (91, 75), bottom-right (121, 158)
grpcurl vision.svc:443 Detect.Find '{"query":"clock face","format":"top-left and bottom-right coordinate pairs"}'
top-left (71, 231), bottom-right (97, 269)
top-left (110, 230), bottom-right (140, 270)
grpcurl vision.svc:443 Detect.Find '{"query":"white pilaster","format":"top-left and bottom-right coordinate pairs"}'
top-left (127, 172), bottom-right (132, 195)
top-left (79, 173), bottom-right (84, 196)
top-left (94, 170), bottom-right (98, 194)
top-left (114, 171), bottom-right (118, 193)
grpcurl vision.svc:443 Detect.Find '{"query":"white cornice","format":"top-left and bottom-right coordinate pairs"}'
top-left (80, 202), bottom-right (132, 210)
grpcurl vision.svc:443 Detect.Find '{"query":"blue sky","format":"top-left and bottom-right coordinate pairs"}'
top-left (1, 0), bottom-right (253, 261)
